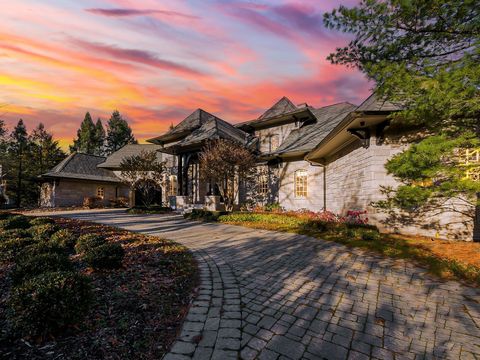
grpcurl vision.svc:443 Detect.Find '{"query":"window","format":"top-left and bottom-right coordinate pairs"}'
top-left (270, 135), bottom-right (280, 152)
top-left (259, 175), bottom-right (268, 196)
top-left (294, 170), bottom-right (308, 198)
top-left (96, 186), bottom-right (105, 199)
top-left (169, 175), bottom-right (178, 195)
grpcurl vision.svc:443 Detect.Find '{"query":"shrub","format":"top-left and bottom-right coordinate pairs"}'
top-left (29, 217), bottom-right (55, 226)
top-left (18, 242), bottom-right (66, 260)
top-left (0, 215), bottom-right (31, 230)
top-left (360, 229), bottom-right (381, 241)
top-left (83, 243), bottom-right (125, 270)
top-left (51, 229), bottom-right (77, 248)
top-left (8, 271), bottom-right (93, 337)
top-left (264, 203), bottom-right (284, 212)
top-left (0, 229), bottom-right (32, 242)
top-left (29, 223), bottom-right (59, 241)
top-left (109, 197), bottom-right (129, 208)
top-left (12, 253), bottom-right (73, 284)
top-left (185, 209), bottom-right (226, 222)
top-left (0, 238), bottom-right (36, 262)
top-left (343, 228), bottom-right (357, 238)
top-left (74, 234), bottom-right (106, 254)
top-left (83, 196), bottom-right (103, 209)
top-left (0, 212), bottom-right (14, 220)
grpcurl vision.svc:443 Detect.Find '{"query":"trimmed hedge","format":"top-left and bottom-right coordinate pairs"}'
top-left (29, 223), bottom-right (59, 241)
top-left (83, 243), bottom-right (125, 270)
top-left (18, 242), bottom-right (66, 260)
top-left (0, 238), bottom-right (36, 262)
top-left (74, 234), bottom-right (106, 254)
top-left (51, 229), bottom-right (77, 248)
top-left (0, 229), bottom-right (32, 242)
top-left (8, 271), bottom-right (93, 337)
top-left (12, 253), bottom-right (73, 284)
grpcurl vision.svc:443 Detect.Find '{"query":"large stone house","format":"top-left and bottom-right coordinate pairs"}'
top-left (42, 94), bottom-right (471, 239)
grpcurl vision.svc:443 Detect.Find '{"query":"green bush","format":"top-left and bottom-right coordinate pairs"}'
top-left (12, 253), bottom-right (73, 284)
top-left (18, 242), bottom-right (66, 260)
top-left (0, 212), bottom-right (14, 220)
top-left (29, 217), bottom-right (55, 226)
top-left (0, 238), bottom-right (36, 262)
top-left (74, 234), bottom-right (106, 254)
top-left (0, 215), bottom-right (31, 230)
top-left (343, 228), bottom-right (357, 238)
top-left (360, 229), bottom-right (381, 241)
top-left (83, 243), bottom-right (125, 270)
top-left (51, 229), bottom-right (77, 248)
top-left (29, 223), bottom-right (59, 241)
top-left (0, 229), bottom-right (32, 242)
top-left (184, 209), bottom-right (225, 221)
top-left (8, 271), bottom-right (93, 337)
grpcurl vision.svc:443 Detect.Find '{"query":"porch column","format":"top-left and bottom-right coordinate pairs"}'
top-left (177, 155), bottom-right (183, 196)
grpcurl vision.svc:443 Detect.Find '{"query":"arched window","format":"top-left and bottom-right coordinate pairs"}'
top-left (294, 170), bottom-right (308, 198)
top-left (258, 175), bottom-right (268, 196)
top-left (169, 175), bottom-right (178, 196)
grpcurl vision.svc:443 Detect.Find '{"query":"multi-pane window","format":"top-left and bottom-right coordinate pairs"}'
top-left (259, 175), bottom-right (269, 196)
top-left (270, 135), bottom-right (279, 152)
top-left (462, 148), bottom-right (480, 181)
top-left (96, 186), bottom-right (105, 199)
top-left (294, 170), bottom-right (308, 198)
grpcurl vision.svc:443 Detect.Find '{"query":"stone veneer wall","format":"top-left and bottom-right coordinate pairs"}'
top-left (276, 136), bottom-right (472, 240)
top-left (42, 180), bottom-right (129, 207)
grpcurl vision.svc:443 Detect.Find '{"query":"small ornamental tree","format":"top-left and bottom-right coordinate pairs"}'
top-left (119, 150), bottom-right (165, 208)
top-left (199, 139), bottom-right (256, 212)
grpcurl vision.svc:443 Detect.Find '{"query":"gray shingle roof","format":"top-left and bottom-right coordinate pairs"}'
top-left (167, 116), bottom-right (251, 150)
top-left (148, 109), bottom-right (225, 144)
top-left (258, 96), bottom-right (297, 120)
top-left (98, 144), bottom-right (164, 169)
top-left (269, 102), bottom-right (357, 156)
top-left (41, 153), bottom-right (121, 183)
top-left (356, 93), bottom-right (403, 112)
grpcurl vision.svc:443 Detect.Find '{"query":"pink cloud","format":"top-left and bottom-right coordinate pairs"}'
top-left (85, 7), bottom-right (199, 19)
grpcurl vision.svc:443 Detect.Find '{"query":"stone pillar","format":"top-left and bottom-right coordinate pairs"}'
top-left (205, 195), bottom-right (222, 211)
top-left (177, 155), bottom-right (183, 196)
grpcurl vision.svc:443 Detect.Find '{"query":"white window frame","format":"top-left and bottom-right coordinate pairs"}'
top-left (294, 169), bottom-right (308, 198)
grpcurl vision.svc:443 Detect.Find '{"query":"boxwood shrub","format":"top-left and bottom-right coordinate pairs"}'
top-left (360, 229), bottom-right (381, 241)
top-left (0, 215), bottom-right (31, 230)
top-left (74, 234), bottom-right (106, 254)
top-left (18, 241), bottom-right (66, 260)
top-left (51, 229), bottom-right (77, 248)
top-left (29, 217), bottom-right (55, 227)
top-left (0, 229), bottom-right (32, 242)
top-left (0, 212), bottom-right (14, 220)
top-left (8, 271), bottom-right (93, 337)
top-left (29, 223), bottom-right (59, 241)
top-left (12, 253), bottom-right (73, 284)
top-left (83, 243), bottom-right (125, 270)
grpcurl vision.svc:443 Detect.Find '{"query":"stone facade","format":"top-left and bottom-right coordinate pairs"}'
top-left (40, 179), bottom-right (129, 207)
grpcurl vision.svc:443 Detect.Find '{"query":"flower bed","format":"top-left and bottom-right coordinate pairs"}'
top-left (0, 212), bottom-right (197, 359)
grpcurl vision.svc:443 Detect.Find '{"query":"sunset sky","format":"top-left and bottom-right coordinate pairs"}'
top-left (0, 0), bottom-right (370, 148)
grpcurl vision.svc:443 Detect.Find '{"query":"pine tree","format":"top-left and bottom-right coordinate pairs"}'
top-left (8, 119), bottom-right (28, 207)
top-left (30, 123), bottom-right (66, 175)
top-left (94, 118), bottom-right (105, 156)
top-left (105, 110), bottom-right (136, 155)
top-left (70, 112), bottom-right (97, 154)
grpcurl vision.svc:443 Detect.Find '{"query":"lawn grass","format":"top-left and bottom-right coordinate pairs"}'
top-left (218, 212), bottom-right (480, 286)
top-left (0, 215), bottom-right (197, 359)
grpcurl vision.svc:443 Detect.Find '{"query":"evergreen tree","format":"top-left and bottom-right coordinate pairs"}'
top-left (30, 123), bottom-right (66, 175)
top-left (105, 110), bottom-right (136, 155)
top-left (70, 112), bottom-right (97, 154)
top-left (8, 119), bottom-right (29, 207)
top-left (325, 0), bottom-right (480, 240)
top-left (94, 118), bottom-right (106, 156)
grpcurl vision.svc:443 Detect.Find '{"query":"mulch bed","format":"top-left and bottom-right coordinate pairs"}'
top-left (0, 217), bottom-right (198, 360)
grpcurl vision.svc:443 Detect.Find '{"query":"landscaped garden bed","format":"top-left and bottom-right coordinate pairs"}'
top-left (0, 212), bottom-right (197, 359)
top-left (196, 209), bottom-right (480, 286)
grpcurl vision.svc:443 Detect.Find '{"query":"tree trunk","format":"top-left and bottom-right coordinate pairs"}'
top-left (474, 193), bottom-right (480, 242)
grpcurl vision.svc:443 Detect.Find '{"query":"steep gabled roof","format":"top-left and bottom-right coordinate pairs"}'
top-left (356, 93), bottom-right (403, 112)
top-left (148, 108), bottom-right (224, 144)
top-left (41, 153), bottom-right (121, 183)
top-left (167, 116), bottom-right (252, 152)
top-left (267, 102), bottom-right (357, 156)
top-left (98, 144), bottom-right (164, 169)
top-left (258, 96), bottom-right (297, 120)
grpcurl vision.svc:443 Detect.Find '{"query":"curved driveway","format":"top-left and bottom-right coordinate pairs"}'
top-left (45, 209), bottom-right (480, 360)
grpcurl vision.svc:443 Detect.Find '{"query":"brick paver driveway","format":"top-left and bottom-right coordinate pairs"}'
top-left (42, 209), bottom-right (480, 359)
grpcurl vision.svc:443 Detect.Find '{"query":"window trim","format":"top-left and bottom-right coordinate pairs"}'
top-left (96, 186), bottom-right (105, 199)
top-left (294, 169), bottom-right (308, 199)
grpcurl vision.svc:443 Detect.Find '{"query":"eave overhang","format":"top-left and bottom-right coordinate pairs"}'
top-left (236, 107), bottom-right (315, 132)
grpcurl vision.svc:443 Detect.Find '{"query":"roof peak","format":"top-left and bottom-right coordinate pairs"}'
top-left (258, 96), bottom-right (297, 120)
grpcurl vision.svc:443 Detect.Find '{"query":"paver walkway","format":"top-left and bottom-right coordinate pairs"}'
top-left (37, 209), bottom-right (480, 359)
